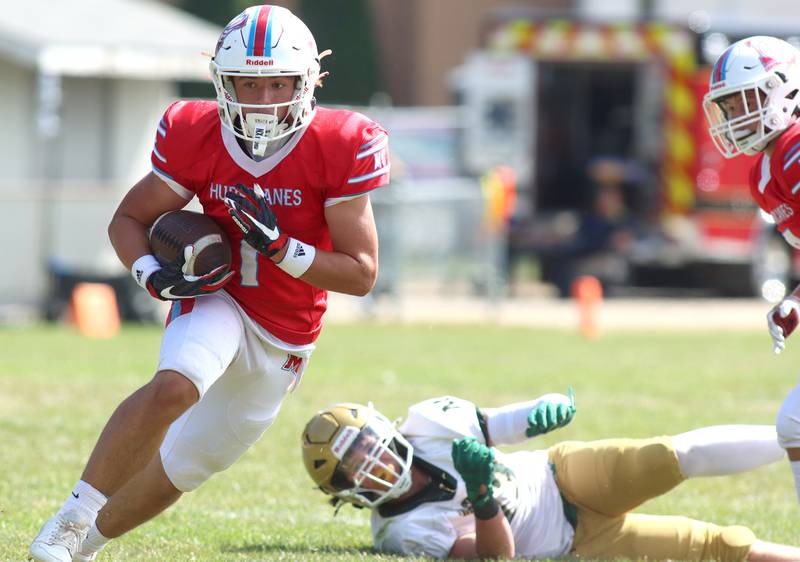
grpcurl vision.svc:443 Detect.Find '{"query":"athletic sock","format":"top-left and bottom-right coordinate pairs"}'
top-left (80, 523), bottom-right (111, 557)
top-left (791, 461), bottom-right (800, 503)
top-left (672, 425), bottom-right (785, 477)
top-left (58, 480), bottom-right (108, 523)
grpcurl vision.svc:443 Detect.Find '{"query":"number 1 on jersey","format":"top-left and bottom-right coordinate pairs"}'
top-left (240, 240), bottom-right (260, 286)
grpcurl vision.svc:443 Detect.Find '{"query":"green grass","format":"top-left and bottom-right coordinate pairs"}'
top-left (1, 323), bottom-right (799, 561)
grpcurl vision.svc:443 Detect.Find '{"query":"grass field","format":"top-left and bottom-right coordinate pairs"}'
top-left (2, 322), bottom-right (799, 561)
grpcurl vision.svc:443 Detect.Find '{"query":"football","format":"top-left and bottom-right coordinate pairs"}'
top-left (149, 210), bottom-right (232, 276)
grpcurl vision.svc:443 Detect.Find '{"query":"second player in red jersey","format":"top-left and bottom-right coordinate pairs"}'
top-left (29, 5), bottom-right (389, 561)
top-left (748, 122), bottom-right (800, 246)
top-left (704, 36), bottom-right (800, 515)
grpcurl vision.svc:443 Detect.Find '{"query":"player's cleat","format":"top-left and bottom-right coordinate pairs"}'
top-left (73, 548), bottom-right (98, 562)
top-left (29, 510), bottom-right (95, 562)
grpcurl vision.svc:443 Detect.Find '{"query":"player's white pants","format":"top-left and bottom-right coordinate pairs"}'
top-left (156, 293), bottom-right (312, 491)
top-left (776, 382), bottom-right (800, 449)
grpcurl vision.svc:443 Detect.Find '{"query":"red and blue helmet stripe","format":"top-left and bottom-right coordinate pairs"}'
top-left (246, 5), bottom-right (274, 57)
top-left (711, 45), bottom-right (735, 85)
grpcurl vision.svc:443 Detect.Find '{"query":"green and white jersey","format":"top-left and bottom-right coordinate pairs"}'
top-left (371, 396), bottom-right (574, 559)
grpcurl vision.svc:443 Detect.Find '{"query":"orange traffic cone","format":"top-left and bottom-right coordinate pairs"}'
top-left (572, 276), bottom-right (603, 338)
top-left (70, 282), bottom-right (120, 338)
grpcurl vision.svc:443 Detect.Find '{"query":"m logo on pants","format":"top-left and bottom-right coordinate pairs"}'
top-left (282, 354), bottom-right (303, 376)
top-left (282, 354), bottom-right (305, 392)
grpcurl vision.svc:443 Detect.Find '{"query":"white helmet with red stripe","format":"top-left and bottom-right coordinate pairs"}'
top-left (704, 36), bottom-right (800, 158)
top-left (209, 5), bottom-right (327, 152)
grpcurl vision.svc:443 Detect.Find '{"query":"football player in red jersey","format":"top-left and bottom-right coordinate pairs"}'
top-left (30, 5), bottom-right (390, 561)
top-left (704, 36), bottom-right (800, 509)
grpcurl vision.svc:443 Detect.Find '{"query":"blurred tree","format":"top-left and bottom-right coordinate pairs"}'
top-left (172, 0), bottom-right (382, 105)
top-left (299, 0), bottom-right (382, 105)
top-left (174, 0), bottom-right (252, 99)
top-left (177, 0), bottom-right (253, 26)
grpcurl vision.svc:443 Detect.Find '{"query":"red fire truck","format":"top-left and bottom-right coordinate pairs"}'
top-left (456, 18), bottom-right (799, 296)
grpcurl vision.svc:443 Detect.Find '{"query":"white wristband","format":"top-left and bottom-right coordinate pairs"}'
top-left (131, 254), bottom-right (161, 288)
top-left (276, 238), bottom-right (316, 278)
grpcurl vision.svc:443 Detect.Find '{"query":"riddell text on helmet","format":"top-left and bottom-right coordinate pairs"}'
top-left (245, 58), bottom-right (274, 66)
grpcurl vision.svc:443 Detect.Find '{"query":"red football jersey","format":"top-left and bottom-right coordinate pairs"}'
top-left (151, 101), bottom-right (390, 344)
top-left (750, 122), bottom-right (800, 247)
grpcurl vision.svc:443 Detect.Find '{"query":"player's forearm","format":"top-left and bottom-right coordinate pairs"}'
top-left (483, 393), bottom-right (571, 446)
top-left (475, 507), bottom-right (515, 559)
top-left (108, 212), bottom-right (153, 270)
top-left (291, 248), bottom-right (377, 296)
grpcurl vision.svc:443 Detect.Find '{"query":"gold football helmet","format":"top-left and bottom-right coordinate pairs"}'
top-left (301, 402), bottom-right (413, 508)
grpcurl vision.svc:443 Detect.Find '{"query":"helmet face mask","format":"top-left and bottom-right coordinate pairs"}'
top-left (209, 5), bottom-right (325, 155)
top-left (705, 79), bottom-right (774, 156)
top-left (302, 403), bottom-right (414, 509)
top-left (703, 36), bottom-right (800, 158)
top-left (332, 417), bottom-right (413, 507)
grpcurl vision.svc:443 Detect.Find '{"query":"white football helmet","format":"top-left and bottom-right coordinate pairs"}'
top-left (302, 402), bottom-right (414, 509)
top-left (209, 5), bottom-right (328, 154)
top-left (704, 36), bottom-right (800, 158)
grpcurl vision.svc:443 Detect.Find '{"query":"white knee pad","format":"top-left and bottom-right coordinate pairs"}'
top-left (159, 323), bottom-right (310, 492)
top-left (160, 369), bottom-right (285, 492)
top-left (777, 384), bottom-right (800, 449)
top-left (161, 415), bottom-right (271, 492)
top-left (160, 412), bottom-right (234, 492)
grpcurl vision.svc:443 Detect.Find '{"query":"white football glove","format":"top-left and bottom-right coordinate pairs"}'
top-left (768, 297), bottom-right (800, 355)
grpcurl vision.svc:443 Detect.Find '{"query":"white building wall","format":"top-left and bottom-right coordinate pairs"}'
top-left (49, 191), bottom-right (127, 275)
top-left (110, 79), bottom-right (178, 186)
top-left (59, 77), bottom-right (110, 181)
top-left (0, 197), bottom-right (43, 306)
top-left (43, 80), bottom-right (182, 280)
top-left (0, 74), bottom-right (182, 307)
top-left (0, 60), bottom-right (43, 307)
top-left (0, 59), bottom-right (34, 181)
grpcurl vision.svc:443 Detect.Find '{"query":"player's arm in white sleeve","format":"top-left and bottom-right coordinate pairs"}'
top-left (108, 171), bottom-right (190, 269)
top-left (295, 194), bottom-right (378, 295)
top-left (481, 388), bottom-right (576, 446)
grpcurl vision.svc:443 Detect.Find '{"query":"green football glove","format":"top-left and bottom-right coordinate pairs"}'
top-left (525, 388), bottom-right (576, 438)
top-left (451, 437), bottom-right (495, 506)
